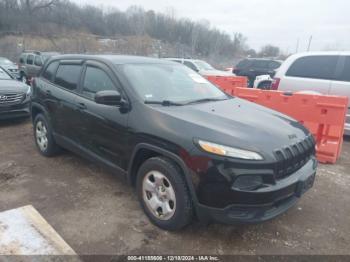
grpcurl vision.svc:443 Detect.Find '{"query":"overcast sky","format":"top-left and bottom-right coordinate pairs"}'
top-left (72, 0), bottom-right (350, 53)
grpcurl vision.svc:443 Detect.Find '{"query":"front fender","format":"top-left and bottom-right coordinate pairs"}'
top-left (127, 143), bottom-right (199, 205)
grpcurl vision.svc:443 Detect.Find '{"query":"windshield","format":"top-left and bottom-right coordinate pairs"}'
top-left (193, 61), bottom-right (214, 71)
top-left (122, 63), bottom-right (228, 104)
top-left (0, 58), bottom-right (13, 65)
top-left (0, 68), bottom-right (12, 80)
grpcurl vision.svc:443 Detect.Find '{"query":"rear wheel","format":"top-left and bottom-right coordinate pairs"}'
top-left (136, 157), bottom-right (193, 231)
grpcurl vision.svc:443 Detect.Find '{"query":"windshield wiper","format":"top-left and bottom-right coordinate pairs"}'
top-left (144, 100), bottom-right (184, 106)
top-left (185, 97), bottom-right (228, 105)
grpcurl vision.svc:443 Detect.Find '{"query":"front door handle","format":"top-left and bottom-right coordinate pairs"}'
top-left (77, 102), bottom-right (87, 110)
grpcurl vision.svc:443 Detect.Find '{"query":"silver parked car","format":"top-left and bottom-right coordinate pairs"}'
top-left (0, 57), bottom-right (19, 79)
top-left (0, 66), bottom-right (31, 120)
top-left (164, 58), bottom-right (234, 77)
top-left (19, 51), bottom-right (60, 82)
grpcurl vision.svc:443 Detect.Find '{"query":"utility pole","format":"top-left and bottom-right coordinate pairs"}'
top-left (307, 35), bottom-right (313, 51)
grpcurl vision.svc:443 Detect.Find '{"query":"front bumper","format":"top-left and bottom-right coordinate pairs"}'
top-left (195, 157), bottom-right (317, 224)
top-left (0, 102), bottom-right (30, 120)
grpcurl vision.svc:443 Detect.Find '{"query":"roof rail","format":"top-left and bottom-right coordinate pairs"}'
top-left (23, 50), bottom-right (41, 55)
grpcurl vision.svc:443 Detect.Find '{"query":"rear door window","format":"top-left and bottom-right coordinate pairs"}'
top-left (26, 55), bottom-right (34, 65)
top-left (82, 66), bottom-right (116, 99)
top-left (286, 56), bottom-right (338, 80)
top-left (336, 56), bottom-right (350, 82)
top-left (54, 64), bottom-right (82, 91)
top-left (42, 61), bottom-right (59, 82)
top-left (253, 60), bottom-right (269, 68)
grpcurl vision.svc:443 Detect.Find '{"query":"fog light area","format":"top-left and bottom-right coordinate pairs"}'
top-left (232, 175), bottom-right (264, 191)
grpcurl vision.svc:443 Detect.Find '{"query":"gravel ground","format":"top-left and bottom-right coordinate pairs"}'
top-left (0, 119), bottom-right (349, 255)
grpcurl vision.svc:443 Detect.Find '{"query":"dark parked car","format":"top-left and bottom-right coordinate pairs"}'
top-left (0, 66), bottom-right (31, 120)
top-left (31, 55), bottom-right (317, 230)
top-left (233, 58), bottom-right (282, 87)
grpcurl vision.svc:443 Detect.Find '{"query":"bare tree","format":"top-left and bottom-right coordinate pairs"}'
top-left (258, 44), bottom-right (280, 58)
top-left (0, 0), bottom-right (260, 65)
top-left (20, 0), bottom-right (59, 14)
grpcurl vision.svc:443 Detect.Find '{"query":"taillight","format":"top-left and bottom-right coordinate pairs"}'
top-left (271, 78), bottom-right (280, 90)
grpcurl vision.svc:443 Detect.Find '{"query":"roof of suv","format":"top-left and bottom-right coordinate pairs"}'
top-left (20, 52), bottom-right (61, 60)
top-left (243, 58), bottom-right (283, 62)
top-left (164, 58), bottom-right (202, 62)
top-left (50, 55), bottom-right (175, 65)
top-left (285, 51), bottom-right (350, 60)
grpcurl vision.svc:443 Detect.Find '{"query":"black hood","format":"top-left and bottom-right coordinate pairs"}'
top-left (0, 79), bottom-right (29, 93)
top-left (137, 98), bottom-right (310, 162)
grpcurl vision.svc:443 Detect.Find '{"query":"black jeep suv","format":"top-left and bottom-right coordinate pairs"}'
top-left (31, 55), bottom-right (317, 230)
top-left (233, 58), bottom-right (282, 87)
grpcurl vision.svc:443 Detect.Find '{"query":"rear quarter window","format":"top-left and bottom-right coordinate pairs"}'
top-left (54, 64), bottom-right (82, 91)
top-left (19, 55), bottom-right (26, 64)
top-left (269, 61), bottom-right (281, 69)
top-left (286, 55), bottom-right (338, 80)
top-left (34, 56), bottom-right (43, 67)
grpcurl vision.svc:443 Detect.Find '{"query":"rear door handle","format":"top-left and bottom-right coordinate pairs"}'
top-left (45, 89), bottom-right (51, 96)
top-left (77, 102), bottom-right (87, 110)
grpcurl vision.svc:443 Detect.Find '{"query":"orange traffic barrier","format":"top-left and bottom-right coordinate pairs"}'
top-left (224, 87), bottom-right (348, 164)
top-left (205, 75), bottom-right (248, 92)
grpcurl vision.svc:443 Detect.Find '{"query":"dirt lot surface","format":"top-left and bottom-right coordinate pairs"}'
top-left (0, 119), bottom-right (350, 255)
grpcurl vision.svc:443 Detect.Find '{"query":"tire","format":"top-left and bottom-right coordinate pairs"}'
top-left (258, 81), bottom-right (272, 90)
top-left (33, 113), bottom-right (60, 157)
top-left (136, 157), bottom-right (193, 231)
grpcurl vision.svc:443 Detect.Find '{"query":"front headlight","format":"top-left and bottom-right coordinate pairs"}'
top-left (197, 140), bottom-right (263, 160)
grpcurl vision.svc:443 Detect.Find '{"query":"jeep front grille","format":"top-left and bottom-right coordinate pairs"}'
top-left (274, 134), bottom-right (316, 180)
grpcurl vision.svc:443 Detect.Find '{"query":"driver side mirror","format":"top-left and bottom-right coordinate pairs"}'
top-left (95, 90), bottom-right (122, 106)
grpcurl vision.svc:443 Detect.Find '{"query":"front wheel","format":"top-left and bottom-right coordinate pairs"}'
top-left (136, 157), bottom-right (193, 231)
top-left (34, 114), bottom-right (60, 157)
